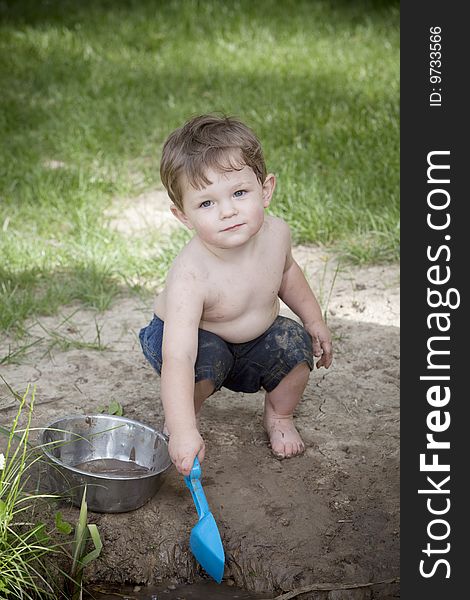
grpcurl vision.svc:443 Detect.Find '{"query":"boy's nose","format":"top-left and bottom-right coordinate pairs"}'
top-left (219, 199), bottom-right (238, 218)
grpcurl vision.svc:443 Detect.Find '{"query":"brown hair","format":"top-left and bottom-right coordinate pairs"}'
top-left (160, 114), bottom-right (267, 210)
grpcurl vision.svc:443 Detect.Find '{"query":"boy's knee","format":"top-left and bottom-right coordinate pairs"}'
top-left (194, 379), bottom-right (216, 399)
top-left (260, 317), bottom-right (314, 392)
top-left (288, 361), bottom-right (311, 385)
top-left (265, 317), bottom-right (313, 362)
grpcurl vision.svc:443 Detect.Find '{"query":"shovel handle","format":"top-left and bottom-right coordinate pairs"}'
top-left (184, 457), bottom-right (211, 520)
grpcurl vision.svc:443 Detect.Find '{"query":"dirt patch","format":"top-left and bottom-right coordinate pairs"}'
top-left (105, 188), bottom-right (177, 236)
top-left (0, 248), bottom-right (399, 598)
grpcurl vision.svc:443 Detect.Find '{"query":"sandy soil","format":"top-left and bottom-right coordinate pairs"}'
top-left (0, 191), bottom-right (399, 599)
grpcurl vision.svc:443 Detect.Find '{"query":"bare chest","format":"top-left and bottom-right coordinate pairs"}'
top-left (203, 251), bottom-right (285, 322)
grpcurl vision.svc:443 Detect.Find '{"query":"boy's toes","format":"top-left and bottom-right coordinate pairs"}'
top-left (284, 441), bottom-right (294, 458)
top-left (270, 440), bottom-right (287, 459)
top-left (269, 437), bottom-right (306, 460)
top-left (285, 440), bottom-right (305, 458)
top-left (264, 415), bottom-right (306, 460)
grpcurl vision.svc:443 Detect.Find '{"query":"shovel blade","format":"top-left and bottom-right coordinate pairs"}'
top-left (189, 513), bottom-right (225, 583)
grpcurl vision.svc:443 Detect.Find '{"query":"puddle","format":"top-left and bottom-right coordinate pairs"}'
top-left (86, 581), bottom-right (271, 600)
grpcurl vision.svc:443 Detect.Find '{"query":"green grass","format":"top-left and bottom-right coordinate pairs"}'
top-left (1, 381), bottom-right (102, 598)
top-left (0, 385), bottom-right (62, 598)
top-left (0, 0), bottom-right (399, 332)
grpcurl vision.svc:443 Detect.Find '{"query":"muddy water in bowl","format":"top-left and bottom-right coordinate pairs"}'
top-left (74, 458), bottom-right (151, 477)
top-left (40, 415), bottom-right (171, 513)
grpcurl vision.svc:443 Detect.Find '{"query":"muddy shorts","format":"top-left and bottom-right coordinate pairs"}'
top-left (139, 315), bottom-right (313, 393)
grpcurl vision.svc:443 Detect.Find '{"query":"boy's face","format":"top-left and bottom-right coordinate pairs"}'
top-left (171, 165), bottom-right (276, 250)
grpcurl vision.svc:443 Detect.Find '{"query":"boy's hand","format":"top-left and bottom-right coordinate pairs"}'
top-left (168, 428), bottom-right (205, 477)
top-left (305, 319), bottom-right (333, 369)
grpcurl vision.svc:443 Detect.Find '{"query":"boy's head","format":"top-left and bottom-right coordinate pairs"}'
top-left (160, 114), bottom-right (267, 212)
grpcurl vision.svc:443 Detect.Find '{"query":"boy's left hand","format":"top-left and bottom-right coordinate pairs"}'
top-left (305, 320), bottom-right (333, 369)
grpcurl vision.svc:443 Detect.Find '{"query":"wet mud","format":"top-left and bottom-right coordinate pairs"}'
top-left (86, 580), bottom-right (269, 599)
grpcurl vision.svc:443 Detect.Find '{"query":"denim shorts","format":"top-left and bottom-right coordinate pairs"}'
top-left (139, 315), bottom-right (313, 393)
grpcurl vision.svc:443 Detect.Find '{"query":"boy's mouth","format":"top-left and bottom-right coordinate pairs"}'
top-left (221, 223), bottom-right (244, 232)
top-left (222, 223), bottom-right (244, 231)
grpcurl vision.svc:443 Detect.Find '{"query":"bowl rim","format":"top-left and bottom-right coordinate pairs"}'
top-left (38, 414), bottom-right (171, 480)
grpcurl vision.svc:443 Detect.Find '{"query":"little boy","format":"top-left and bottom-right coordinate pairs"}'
top-left (139, 114), bottom-right (332, 476)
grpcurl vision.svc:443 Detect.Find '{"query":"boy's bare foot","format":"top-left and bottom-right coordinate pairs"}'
top-left (263, 411), bottom-right (305, 459)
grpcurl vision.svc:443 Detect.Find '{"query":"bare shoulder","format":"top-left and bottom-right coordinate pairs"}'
top-left (154, 238), bottom-right (210, 323)
top-left (164, 239), bottom-right (209, 300)
top-left (262, 215), bottom-right (294, 271)
top-left (263, 215), bottom-right (292, 243)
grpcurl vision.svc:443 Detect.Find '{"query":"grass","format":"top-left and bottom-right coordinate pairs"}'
top-left (0, 306), bottom-right (110, 365)
top-left (0, 384), bottom-right (62, 598)
top-left (0, 0), bottom-right (399, 332)
top-left (0, 381), bottom-right (103, 598)
top-left (67, 487), bottom-right (102, 600)
top-left (34, 316), bottom-right (108, 353)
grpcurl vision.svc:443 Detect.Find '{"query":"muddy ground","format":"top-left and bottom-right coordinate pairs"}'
top-left (0, 197), bottom-right (399, 598)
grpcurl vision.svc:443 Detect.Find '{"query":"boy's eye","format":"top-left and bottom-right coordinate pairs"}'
top-left (233, 190), bottom-right (246, 198)
top-left (199, 200), bottom-right (213, 208)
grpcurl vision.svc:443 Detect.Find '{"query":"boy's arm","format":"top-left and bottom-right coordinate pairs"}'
top-left (160, 264), bottom-right (206, 476)
top-left (278, 237), bottom-right (333, 369)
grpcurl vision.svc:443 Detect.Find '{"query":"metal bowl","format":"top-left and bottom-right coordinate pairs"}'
top-left (39, 415), bottom-right (171, 513)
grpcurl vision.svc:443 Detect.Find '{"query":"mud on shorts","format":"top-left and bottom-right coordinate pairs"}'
top-left (139, 315), bottom-right (314, 393)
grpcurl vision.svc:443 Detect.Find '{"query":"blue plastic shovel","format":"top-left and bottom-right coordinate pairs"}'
top-left (184, 457), bottom-right (225, 583)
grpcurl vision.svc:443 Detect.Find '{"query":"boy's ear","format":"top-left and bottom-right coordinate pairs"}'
top-left (170, 205), bottom-right (194, 229)
top-left (262, 173), bottom-right (276, 208)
